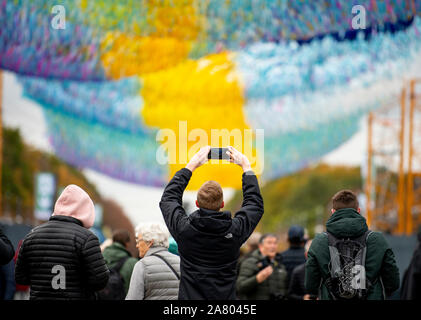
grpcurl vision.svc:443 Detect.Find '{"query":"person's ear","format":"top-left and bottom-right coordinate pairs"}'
top-left (196, 200), bottom-right (199, 208)
top-left (357, 207), bottom-right (361, 213)
top-left (221, 201), bottom-right (224, 209)
top-left (331, 208), bottom-right (336, 214)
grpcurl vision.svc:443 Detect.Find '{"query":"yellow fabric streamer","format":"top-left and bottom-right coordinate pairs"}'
top-left (142, 52), bottom-right (262, 190)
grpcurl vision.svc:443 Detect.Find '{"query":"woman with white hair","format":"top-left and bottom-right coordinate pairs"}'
top-left (125, 222), bottom-right (180, 300)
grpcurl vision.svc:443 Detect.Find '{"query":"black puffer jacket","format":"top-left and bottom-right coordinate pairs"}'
top-left (15, 184), bottom-right (109, 300)
top-left (280, 246), bottom-right (306, 287)
top-left (15, 215), bottom-right (109, 300)
top-left (287, 263), bottom-right (307, 300)
top-left (0, 227), bottom-right (14, 265)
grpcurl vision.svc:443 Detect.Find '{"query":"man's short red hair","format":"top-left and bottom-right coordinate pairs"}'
top-left (197, 181), bottom-right (223, 211)
top-left (332, 189), bottom-right (359, 210)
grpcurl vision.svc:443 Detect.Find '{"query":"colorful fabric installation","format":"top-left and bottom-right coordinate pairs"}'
top-left (1, 0), bottom-right (421, 189)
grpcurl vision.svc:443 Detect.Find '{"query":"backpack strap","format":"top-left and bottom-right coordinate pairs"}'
top-left (150, 252), bottom-right (180, 280)
top-left (321, 232), bottom-right (339, 299)
top-left (360, 230), bottom-right (373, 268)
top-left (325, 232), bottom-right (342, 279)
top-left (113, 256), bottom-right (130, 273)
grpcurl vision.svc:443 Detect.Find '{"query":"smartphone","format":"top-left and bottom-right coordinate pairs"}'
top-left (208, 148), bottom-right (230, 160)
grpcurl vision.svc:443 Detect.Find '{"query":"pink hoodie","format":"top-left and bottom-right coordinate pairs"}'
top-left (52, 184), bottom-right (95, 229)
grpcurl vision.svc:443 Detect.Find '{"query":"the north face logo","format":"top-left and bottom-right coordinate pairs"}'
top-left (225, 233), bottom-right (233, 239)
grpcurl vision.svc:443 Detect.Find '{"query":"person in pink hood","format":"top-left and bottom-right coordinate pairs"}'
top-left (15, 185), bottom-right (109, 300)
top-left (53, 184), bottom-right (96, 228)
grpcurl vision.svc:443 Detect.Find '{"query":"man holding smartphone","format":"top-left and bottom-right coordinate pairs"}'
top-left (159, 146), bottom-right (264, 300)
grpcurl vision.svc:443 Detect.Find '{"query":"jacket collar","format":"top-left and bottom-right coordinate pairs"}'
top-left (252, 249), bottom-right (283, 265)
top-left (144, 246), bottom-right (168, 258)
top-left (110, 242), bottom-right (132, 256)
top-left (189, 209), bottom-right (232, 235)
top-left (326, 208), bottom-right (368, 238)
top-left (49, 215), bottom-right (84, 227)
top-left (197, 208), bottom-right (231, 218)
top-left (288, 244), bottom-right (305, 250)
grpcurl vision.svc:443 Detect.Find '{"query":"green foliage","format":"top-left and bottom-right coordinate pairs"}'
top-left (2, 128), bottom-right (34, 208)
top-left (2, 127), bottom-right (101, 215)
top-left (225, 164), bottom-right (362, 237)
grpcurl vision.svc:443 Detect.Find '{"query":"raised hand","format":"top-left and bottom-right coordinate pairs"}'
top-left (256, 265), bottom-right (273, 283)
top-left (185, 146), bottom-right (211, 172)
top-left (227, 146), bottom-right (252, 172)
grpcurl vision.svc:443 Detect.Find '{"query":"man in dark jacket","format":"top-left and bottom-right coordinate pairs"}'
top-left (400, 226), bottom-right (421, 300)
top-left (160, 146), bottom-right (264, 300)
top-left (236, 233), bottom-right (287, 300)
top-left (305, 190), bottom-right (400, 300)
top-left (102, 229), bottom-right (138, 295)
top-left (280, 225), bottom-right (306, 288)
top-left (0, 227), bottom-right (14, 266)
top-left (288, 239), bottom-right (313, 300)
top-left (15, 184), bottom-right (110, 300)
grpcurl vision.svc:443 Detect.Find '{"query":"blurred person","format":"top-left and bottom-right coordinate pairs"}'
top-left (401, 226), bottom-right (421, 300)
top-left (100, 238), bottom-right (113, 252)
top-left (236, 231), bottom-right (262, 298)
top-left (13, 240), bottom-right (29, 300)
top-left (243, 232), bottom-right (262, 256)
top-left (168, 236), bottom-right (179, 256)
top-left (236, 233), bottom-right (287, 300)
top-left (126, 222), bottom-right (180, 300)
top-left (160, 146), bottom-right (264, 300)
top-left (15, 184), bottom-right (109, 300)
top-left (280, 225), bottom-right (307, 288)
top-left (0, 226), bottom-right (15, 300)
top-left (237, 231), bottom-right (262, 267)
top-left (0, 260), bottom-right (15, 300)
top-left (288, 239), bottom-right (315, 300)
top-left (101, 229), bottom-right (138, 297)
top-left (305, 190), bottom-right (400, 300)
top-left (0, 227), bottom-right (14, 265)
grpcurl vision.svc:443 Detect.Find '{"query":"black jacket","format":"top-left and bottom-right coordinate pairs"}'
top-left (15, 215), bottom-right (109, 300)
top-left (160, 168), bottom-right (264, 300)
top-left (280, 246), bottom-right (306, 287)
top-left (401, 238), bottom-right (421, 300)
top-left (287, 263), bottom-right (307, 300)
top-left (0, 228), bottom-right (14, 265)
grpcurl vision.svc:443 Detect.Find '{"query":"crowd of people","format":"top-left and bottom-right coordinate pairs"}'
top-left (1, 146), bottom-right (420, 300)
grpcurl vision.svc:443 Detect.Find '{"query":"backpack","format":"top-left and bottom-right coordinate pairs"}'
top-left (324, 230), bottom-right (373, 300)
top-left (97, 256), bottom-right (129, 300)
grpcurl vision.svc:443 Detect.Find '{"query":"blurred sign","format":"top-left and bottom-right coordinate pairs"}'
top-left (34, 173), bottom-right (56, 221)
top-left (93, 203), bottom-right (103, 228)
top-left (91, 204), bottom-right (105, 243)
top-left (56, 186), bottom-right (65, 199)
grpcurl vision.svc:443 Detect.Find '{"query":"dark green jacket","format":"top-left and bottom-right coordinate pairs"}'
top-left (305, 208), bottom-right (400, 300)
top-left (102, 242), bottom-right (138, 294)
top-left (236, 249), bottom-right (288, 300)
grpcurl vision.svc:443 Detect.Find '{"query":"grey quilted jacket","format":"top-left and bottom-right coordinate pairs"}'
top-left (126, 246), bottom-right (180, 300)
